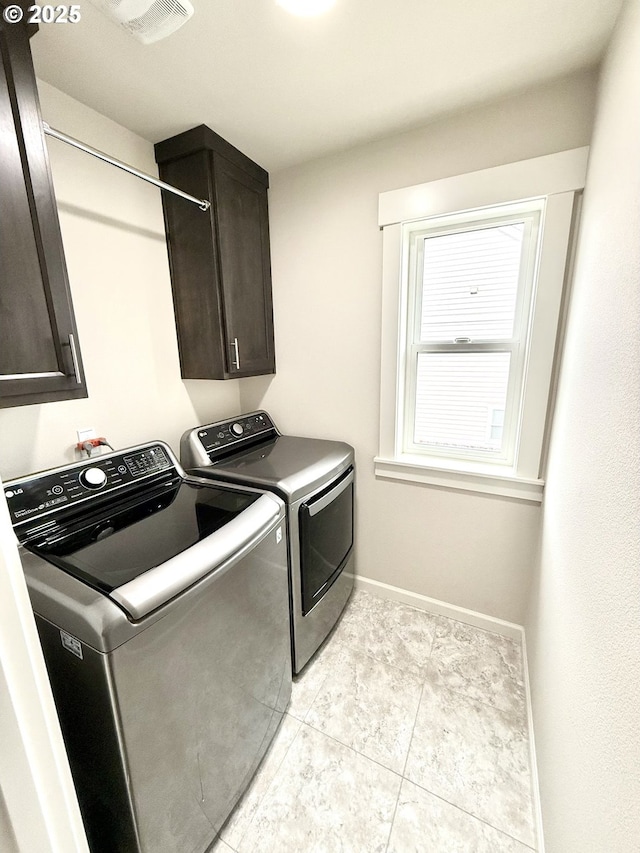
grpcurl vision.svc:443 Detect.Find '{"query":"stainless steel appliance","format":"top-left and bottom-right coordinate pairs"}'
top-left (4, 442), bottom-right (291, 853)
top-left (181, 412), bottom-right (355, 674)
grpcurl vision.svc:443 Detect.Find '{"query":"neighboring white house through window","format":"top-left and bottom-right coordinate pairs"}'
top-left (375, 148), bottom-right (589, 501)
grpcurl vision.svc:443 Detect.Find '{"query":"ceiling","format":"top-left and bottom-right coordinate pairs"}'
top-left (30, 0), bottom-right (623, 173)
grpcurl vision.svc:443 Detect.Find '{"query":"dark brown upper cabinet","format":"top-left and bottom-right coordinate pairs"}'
top-left (0, 5), bottom-right (87, 408)
top-left (155, 125), bottom-right (275, 380)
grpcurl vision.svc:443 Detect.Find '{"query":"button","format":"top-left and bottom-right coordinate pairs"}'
top-left (52, 485), bottom-right (63, 495)
top-left (118, 465), bottom-right (127, 474)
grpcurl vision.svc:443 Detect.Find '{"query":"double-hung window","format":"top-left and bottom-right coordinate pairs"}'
top-left (376, 149), bottom-right (588, 501)
top-left (403, 201), bottom-right (541, 466)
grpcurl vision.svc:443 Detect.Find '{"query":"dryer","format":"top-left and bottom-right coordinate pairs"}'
top-left (181, 412), bottom-right (355, 674)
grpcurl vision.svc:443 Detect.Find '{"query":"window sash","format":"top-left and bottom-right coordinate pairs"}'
top-left (404, 343), bottom-right (521, 463)
top-left (416, 222), bottom-right (526, 343)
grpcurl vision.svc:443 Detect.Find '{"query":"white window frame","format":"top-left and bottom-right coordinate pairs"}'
top-left (375, 148), bottom-right (588, 502)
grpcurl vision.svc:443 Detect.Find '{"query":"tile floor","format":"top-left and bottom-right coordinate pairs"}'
top-left (213, 590), bottom-right (538, 852)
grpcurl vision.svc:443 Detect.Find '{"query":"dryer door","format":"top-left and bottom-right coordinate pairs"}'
top-left (299, 467), bottom-right (354, 615)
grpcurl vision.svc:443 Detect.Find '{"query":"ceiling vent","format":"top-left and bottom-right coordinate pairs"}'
top-left (88, 0), bottom-right (195, 44)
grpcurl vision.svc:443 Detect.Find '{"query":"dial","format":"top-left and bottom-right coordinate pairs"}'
top-left (79, 467), bottom-right (107, 490)
top-left (230, 422), bottom-right (244, 437)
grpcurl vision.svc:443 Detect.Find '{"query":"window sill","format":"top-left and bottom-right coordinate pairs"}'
top-left (373, 455), bottom-right (544, 502)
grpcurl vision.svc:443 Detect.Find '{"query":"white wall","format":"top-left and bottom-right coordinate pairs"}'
top-left (0, 789), bottom-right (19, 853)
top-left (525, 1), bottom-right (640, 850)
top-left (241, 70), bottom-right (597, 624)
top-left (0, 81), bottom-right (241, 481)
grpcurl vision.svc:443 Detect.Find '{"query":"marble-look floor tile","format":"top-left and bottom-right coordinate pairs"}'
top-left (332, 590), bottom-right (438, 676)
top-left (431, 617), bottom-right (525, 716)
top-left (220, 713), bottom-right (301, 849)
top-left (404, 679), bottom-right (536, 847)
top-left (387, 780), bottom-right (535, 853)
top-left (207, 836), bottom-right (235, 852)
top-left (304, 646), bottom-right (423, 772)
top-left (287, 634), bottom-right (343, 721)
top-left (236, 723), bottom-right (401, 853)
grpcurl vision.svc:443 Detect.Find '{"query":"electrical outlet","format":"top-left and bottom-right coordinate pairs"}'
top-left (76, 427), bottom-right (96, 443)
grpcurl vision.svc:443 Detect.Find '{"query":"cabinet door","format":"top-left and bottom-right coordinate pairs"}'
top-left (0, 14), bottom-right (86, 407)
top-left (158, 150), bottom-right (228, 379)
top-left (213, 154), bottom-right (275, 377)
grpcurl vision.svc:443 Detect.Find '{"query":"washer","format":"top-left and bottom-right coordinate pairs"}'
top-left (5, 442), bottom-right (291, 853)
top-left (181, 412), bottom-right (355, 674)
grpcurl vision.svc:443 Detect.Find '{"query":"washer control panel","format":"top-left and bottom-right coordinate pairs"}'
top-left (195, 412), bottom-right (276, 461)
top-left (5, 444), bottom-right (174, 528)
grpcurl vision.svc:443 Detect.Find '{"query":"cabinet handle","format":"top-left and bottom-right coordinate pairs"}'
top-left (231, 337), bottom-right (241, 370)
top-left (67, 333), bottom-right (81, 383)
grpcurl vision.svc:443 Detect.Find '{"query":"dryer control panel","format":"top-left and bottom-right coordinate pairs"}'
top-left (195, 412), bottom-right (277, 461)
top-left (5, 444), bottom-right (175, 528)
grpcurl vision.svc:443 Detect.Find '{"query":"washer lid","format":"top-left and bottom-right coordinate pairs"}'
top-left (23, 479), bottom-right (263, 618)
top-left (194, 435), bottom-right (354, 502)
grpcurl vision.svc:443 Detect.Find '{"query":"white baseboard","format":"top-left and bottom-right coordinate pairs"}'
top-left (347, 572), bottom-right (545, 851)
top-left (521, 631), bottom-right (546, 853)
top-left (347, 573), bottom-right (523, 640)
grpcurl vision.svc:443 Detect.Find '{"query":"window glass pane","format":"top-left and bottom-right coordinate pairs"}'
top-left (420, 223), bottom-right (524, 342)
top-left (414, 352), bottom-right (511, 452)
top-left (489, 407), bottom-right (505, 440)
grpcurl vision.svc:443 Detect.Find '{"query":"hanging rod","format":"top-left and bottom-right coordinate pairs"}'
top-left (42, 123), bottom-right (211, 212)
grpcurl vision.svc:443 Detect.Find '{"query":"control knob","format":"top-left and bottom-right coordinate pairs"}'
top-left (79, 467), bottom-right (107, 490)
top-left (230, 422), bottom-right (244, 437)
